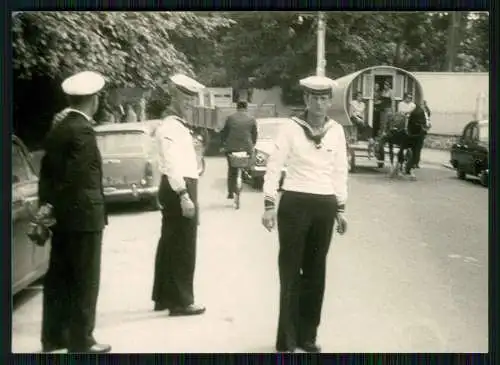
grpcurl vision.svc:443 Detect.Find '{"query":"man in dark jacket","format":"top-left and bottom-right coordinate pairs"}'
top-left (220, 100), bottom-right (258, 198)
top-left (401, 103), bottom-right (428, 179)
top-left (38, 71), bottom-right (111, 353)
top-left (414, 100), bottom-right (431, 168)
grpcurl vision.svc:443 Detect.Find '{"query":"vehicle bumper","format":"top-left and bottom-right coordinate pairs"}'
top-left (103, 185), bottom-right (158, 203)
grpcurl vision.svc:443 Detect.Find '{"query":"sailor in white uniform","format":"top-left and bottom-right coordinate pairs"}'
top-left (261, 75), bottom-right (348, 353)
top-left (151, 74), bottom-right (206, 316)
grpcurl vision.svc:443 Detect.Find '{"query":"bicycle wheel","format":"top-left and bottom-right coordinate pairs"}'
top-left (234, 168), bottom-right (242, 209)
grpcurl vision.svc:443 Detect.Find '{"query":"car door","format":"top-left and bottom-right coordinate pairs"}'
top-left (12, 138), bottom-right (46, 294)
top-left (468, 123), bottom-right (486, 175)
top-left (455, 122), bottom-right (474, 172)
top-left (463, 123), bottom-right (479, 174)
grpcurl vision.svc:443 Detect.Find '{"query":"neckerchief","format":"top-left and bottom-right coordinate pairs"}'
top-left (291, 111), bottom-right (334, 149)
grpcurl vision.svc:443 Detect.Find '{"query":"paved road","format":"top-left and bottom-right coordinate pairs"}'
top-left (12, 151), bottom-right (488, 353)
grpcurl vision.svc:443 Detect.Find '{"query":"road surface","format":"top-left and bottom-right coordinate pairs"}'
top-left (12, 150), bottom-right (488, 353)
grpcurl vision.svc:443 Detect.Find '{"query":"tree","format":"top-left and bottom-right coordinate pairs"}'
top-left (12, 11), bottom-right (233, 88)
top-left (12, 11), bottom-right (233, 147)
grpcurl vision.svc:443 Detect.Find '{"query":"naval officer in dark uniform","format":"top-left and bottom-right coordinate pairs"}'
top-left (38, 71), bottom-right (111, 353)
top-left (262, 75), bottom-right (348, 353)
top-left (151, 74), bottom-right (206, 316)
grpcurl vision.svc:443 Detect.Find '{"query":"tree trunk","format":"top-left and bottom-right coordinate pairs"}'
top-left (393, 41), bottom-right (403, 66)
top-left (445, 12), bottom-right (461, 71)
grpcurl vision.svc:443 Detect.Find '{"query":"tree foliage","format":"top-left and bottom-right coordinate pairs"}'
top-left (12, 11), bottom-right (233, 87)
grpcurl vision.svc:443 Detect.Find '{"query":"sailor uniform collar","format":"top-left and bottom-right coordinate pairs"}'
top-left (291, 112), bottom-right (334, 149)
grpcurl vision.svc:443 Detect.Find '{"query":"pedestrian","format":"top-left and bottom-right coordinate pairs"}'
top-left (38, 71), bottom-right (111, 353)
top-left (151, 74), bottom-right (206, 316)
top-left (261, 75), bottom-right (348, 353)
top-left (414, 100), bottom-right (431, 168)
top-left (349, 91), bottom-right (374, 157)
top-left (401, 102), bottom-right (428, 180)
top-left (220, 100), bottom-right (258, 199)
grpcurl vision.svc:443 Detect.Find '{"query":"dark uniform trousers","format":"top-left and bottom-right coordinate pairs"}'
top-left (42, 226), bottom-right (103, 350)
top-left (152, 176), bottom-right (198, 309)
top-left (276, 191), bottom-right (338, 350)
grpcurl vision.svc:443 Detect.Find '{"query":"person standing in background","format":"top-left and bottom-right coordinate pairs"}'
top-left (414, 100), bottom-right (431, 168)
top-left (372, 83), bottom-right (382, 138)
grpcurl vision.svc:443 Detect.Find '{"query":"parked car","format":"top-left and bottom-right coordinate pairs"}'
top-left (12, 135), bottom-right (50, 295)
top-left (244, 117), bottom-right (288, 189)
top-left (450, 119), bottom-right (489, 187)
top-left (95, 121), bottom-right (206, 209)
top-left (95, 122), bottom-right (162, 209)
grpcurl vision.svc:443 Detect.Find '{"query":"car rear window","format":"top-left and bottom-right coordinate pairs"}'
top-left (479, 124), bottom-right (488, 143)
top-left (96, 132), bottom-right (149, 155)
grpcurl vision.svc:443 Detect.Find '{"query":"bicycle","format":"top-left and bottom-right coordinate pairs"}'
top-left (227, 151), bottom-right (251, 210)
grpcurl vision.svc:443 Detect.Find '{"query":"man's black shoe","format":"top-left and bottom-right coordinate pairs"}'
top-left (68, 343), bottom-right (111, 353)
top-left (41, 343), bottom-right (67, 353)
top-left (275, 346), bottom-right (296, 353)
top-left (298, 341), bottom-right (321, 353)
top-left (169, 304), bottom-right (206, 316)
top-left (227, 193), bottom-right (234, 199)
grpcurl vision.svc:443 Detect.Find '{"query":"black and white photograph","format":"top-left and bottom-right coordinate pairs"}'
top-left (10, 10), bottom-right (489, 353)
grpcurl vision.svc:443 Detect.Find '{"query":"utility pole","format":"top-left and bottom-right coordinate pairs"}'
top-left (316, 12), bottom-right (326, 77)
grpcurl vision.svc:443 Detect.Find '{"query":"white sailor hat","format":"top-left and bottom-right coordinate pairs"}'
top-left (61, 71), bottom-right (105, 96)
top-left (169, 74), bottom-right (206, 96)
top-left (299, 75), bottom-right (337, 95)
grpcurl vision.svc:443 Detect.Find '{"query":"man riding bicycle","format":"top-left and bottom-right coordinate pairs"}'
top-left (220, 100), bottom-right (258, 199)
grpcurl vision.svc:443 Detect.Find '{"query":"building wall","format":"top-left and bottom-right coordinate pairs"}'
top-left (412, 72), bottom-right (489, 135)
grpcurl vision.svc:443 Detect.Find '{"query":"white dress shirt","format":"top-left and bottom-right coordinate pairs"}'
top-left (155, 116), bottom-right (198, 192)
top-left (263, 118), bottom-right (348, 207)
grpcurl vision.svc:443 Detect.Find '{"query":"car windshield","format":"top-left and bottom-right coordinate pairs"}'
top-left (258, 121), bottom-right (284, 140)
top-left (96, 132), bottom-right (148, 155)
top-left (478, 124), bottom-right (489, 143)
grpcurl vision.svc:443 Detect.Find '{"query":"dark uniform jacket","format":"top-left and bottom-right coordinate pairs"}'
top-left (220, 111), bottom-right (258, 154)
top-left (39, 111), bottom-right (107, 232)
top-left (407, 106), bottom-right (427, 137)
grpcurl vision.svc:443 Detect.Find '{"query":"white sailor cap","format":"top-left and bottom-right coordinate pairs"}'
top-left (169, 74), bottom-right (206, 96)
top-left (61, 71), bottom-right (105, 96)
top-left (299, 75), bottom-right (337, 95)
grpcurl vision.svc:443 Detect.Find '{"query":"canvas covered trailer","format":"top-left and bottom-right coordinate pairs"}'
top-left (329, 65), bottom-right (425, 171)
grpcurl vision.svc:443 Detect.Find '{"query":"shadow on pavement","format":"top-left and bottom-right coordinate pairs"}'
top-left (351, 165), bottom-right (389, 175)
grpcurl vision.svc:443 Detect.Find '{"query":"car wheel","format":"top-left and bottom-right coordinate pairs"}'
top-left (456, 165), bottom-right (466, 180)
top-left (252, 177), bottom-right (264, 190)
top-left (479, 169), bottom-right (488, 187)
